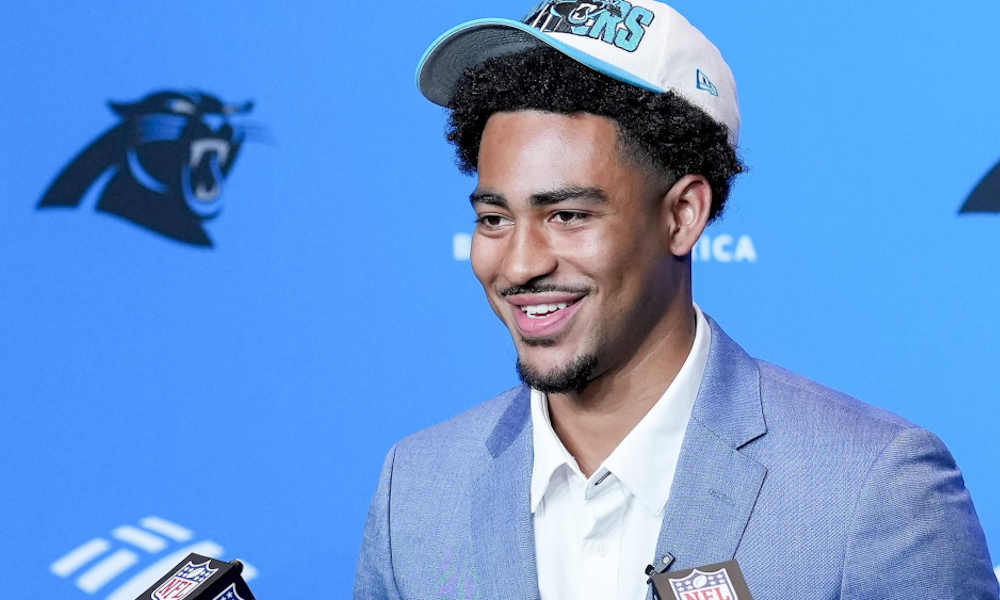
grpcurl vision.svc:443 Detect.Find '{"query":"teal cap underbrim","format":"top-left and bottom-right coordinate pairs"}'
top-left (416, 18), bottom-right (664, 107)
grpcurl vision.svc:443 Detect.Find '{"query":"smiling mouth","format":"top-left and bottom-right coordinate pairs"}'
top-left (507, 295), bottom-right (585, 339)
top-left (520, 300), bottom-right (577, 319)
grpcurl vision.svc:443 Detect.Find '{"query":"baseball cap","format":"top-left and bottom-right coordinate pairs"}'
top-left (416, 0), bottom-right (740, 145)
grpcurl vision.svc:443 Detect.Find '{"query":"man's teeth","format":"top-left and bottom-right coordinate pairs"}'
top-left (522, 303), bottom-right (569, 318)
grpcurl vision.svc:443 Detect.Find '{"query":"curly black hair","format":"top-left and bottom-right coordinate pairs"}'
top-left (446, 47), bottom-right (745, 222)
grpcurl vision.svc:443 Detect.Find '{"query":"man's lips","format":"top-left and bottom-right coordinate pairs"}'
top-left (505, 293), bottom-right (585, 337)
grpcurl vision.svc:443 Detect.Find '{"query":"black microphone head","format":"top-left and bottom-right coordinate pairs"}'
top-left (134, 553), bottom-right (256, 600)
top-left (229, 560), bottom-right (244, 576)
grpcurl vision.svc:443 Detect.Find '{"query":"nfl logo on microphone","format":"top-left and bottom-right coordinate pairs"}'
top-left (213, 583), bottom-right (247, 600)
top-left (152, 561), bottom-right (218, 600)
top-left (670, 567), bottom-right (738, 600)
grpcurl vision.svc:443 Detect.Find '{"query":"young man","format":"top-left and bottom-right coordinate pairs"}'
top-left (356, 1), bottom-right (997, 598)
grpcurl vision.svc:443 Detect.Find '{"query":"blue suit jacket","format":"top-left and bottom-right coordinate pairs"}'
top-left (355, 316), bottom-right (997, 599)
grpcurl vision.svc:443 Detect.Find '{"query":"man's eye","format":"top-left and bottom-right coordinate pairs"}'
top-left (476, 214), bottom-right (511, 229)
top-left (552, 211), bottom-right (587, 224)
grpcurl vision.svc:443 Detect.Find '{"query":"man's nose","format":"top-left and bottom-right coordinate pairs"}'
top-left (501, 221), bottom-right (557, 285)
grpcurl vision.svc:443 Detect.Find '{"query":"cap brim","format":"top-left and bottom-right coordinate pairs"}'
top-left (416, 18), bottom-right (664, 107)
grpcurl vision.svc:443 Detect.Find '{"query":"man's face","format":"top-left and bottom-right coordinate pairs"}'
top-left (472, 110), bottom-right (679, 393)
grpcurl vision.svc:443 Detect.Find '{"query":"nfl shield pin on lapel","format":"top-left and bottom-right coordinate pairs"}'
top-left (650, 559), bottom-right (754, 600)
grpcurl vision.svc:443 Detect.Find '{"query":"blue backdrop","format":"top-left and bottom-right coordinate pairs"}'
top-left (2, 1), bottom-right (998, 597)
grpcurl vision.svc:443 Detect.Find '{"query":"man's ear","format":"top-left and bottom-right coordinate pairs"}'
top-left (662, 174), bottom-right (712, 257)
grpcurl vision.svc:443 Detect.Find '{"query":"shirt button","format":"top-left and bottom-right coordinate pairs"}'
top-left (595, 540), bottom-right (609, 556)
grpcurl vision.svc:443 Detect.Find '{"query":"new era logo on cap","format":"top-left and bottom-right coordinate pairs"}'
top-left (416, 0), bottom-right (741, 144)
top-left (697, 69), bottom-right (719, 96)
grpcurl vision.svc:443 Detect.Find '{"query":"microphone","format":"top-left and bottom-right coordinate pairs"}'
top-left (646, 558), bottom-right (754, 600)
top-left (133, 553), bottom-right (257, 600)
top-left (646, 553), bottom-right (675, 600)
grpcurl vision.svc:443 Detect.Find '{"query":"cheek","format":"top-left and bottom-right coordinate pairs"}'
top-left (553, 227), bottom-right (624, 278)
top-left (470, 233), bottom-right (500, 287)
top-left (470, 237), bottom-right (510, 320)
top-left (561, 226), bottom-right (656, 310)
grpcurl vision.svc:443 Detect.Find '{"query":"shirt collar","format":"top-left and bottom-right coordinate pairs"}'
top-left (530, 387), bottom-right (579, 513)
top-left (529, 304), bottom-right (711, 516)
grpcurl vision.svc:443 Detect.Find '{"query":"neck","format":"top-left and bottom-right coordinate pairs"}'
top-left (545, 296), bottom-right (697, 477)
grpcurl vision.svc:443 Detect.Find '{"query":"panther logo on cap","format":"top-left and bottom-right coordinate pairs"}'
top-left (38, 90), bottom-right (259, 247)
top-left (522, 1), bottom-right (655, 52)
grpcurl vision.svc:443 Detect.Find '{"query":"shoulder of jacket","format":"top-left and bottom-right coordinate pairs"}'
top-left (755, 359), bottom-right (917, 435)
top-left (395, 385), bottom-right (525, 454)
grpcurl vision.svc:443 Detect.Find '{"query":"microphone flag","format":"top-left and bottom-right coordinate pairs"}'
top-left (650, 559), bottom-right (753, 600)
top-left (133, 553), bottom-right (257, 600)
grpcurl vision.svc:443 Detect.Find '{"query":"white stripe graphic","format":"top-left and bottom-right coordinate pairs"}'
top-left (452, 233), bottom-right (472, 261)
top-left (77, 549), bottom-right (139, 593)
top-left (104, 541), bottom-right (224, 600)
top-left (139, 516), bottom-right (192, 542)
top-left (113, 525), bottom-right (167, 553)
top-left (51, 538), bottom-right (112, 577)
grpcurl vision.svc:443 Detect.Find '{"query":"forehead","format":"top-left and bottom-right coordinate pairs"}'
top-left (477, 110), bottom-right (633, 198)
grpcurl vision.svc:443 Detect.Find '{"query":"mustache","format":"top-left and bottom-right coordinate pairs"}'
top-left (496, 282), bottom-right (591, 297)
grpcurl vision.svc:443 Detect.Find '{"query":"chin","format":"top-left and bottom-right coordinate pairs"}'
top-left (515, 351), bottom-right (598, 394)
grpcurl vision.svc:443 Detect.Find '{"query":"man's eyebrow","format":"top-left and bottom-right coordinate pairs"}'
top-left (470, 190), bottom-right (508, 208)
top-left (469, 187), bottom-right (609, 208)
top-left (530, 187), bottom-right (609, 207)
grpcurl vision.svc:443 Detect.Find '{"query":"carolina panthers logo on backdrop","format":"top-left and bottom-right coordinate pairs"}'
top-left (960, 159), bottom-right (1000, 214)
top-left (38, 90), bottom-right (258, 247)
top-left (522, 1), bottom-right (655, 52)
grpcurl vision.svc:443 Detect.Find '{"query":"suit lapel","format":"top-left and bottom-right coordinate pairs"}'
top-left (651, 316), bottom-right (768, 578)
top-left (470, 387), bottom-right (540, 600)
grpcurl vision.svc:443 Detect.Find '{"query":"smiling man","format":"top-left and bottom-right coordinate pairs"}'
top-left (355, 2), bottom-right (997, 599)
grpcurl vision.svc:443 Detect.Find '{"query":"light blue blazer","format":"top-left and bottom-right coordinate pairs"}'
top-left (355, 316), bottom-right (997, 599)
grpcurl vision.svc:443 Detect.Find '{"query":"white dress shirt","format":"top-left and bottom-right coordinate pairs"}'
top-left (530, 305), bottom-right (711, 600)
